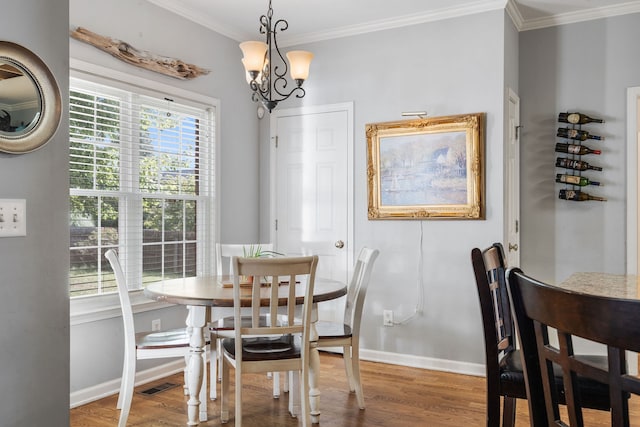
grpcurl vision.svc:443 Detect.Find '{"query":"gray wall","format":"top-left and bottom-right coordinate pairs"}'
top-left (264, 10), bottom-right (509, 363)
top-left (520, 13), bottom-right (640, 282)
top-left (0, 1), bottom-right (69, 425)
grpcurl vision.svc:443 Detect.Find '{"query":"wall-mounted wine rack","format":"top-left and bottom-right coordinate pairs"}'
top-left (555, 112), bottom-right (606, 202)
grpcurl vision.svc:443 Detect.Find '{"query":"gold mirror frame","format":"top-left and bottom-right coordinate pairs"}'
top-left (366, 113), bottom-right (485, 219)
top-left (0, 41), bottom-right (61, 154)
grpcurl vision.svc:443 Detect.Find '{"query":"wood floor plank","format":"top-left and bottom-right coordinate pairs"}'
top-left (70, 352), bottom-right (640, 426)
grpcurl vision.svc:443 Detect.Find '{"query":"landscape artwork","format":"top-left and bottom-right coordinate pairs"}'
top-left (366, 113), bottom-right (484, 219)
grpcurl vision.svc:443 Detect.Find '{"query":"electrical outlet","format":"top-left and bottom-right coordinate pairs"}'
top-left (151, 319), bottom-right (161, 331)
top-left (383, 310), bottom-right (394, 326)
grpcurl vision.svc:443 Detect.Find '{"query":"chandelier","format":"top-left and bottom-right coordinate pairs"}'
top-left (239, 0), bottom-right (313, 113)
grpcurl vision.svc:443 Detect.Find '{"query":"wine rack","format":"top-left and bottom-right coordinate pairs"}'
top-left (555, 112), bottom-right (606, 202)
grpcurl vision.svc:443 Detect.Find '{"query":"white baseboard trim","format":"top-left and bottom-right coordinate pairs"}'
top-left (358, 349), bottom-right (486, 377)
top-left (71, 350), bottom-right (485, 408)
top-left (70, 360), bottom-right (186, 408)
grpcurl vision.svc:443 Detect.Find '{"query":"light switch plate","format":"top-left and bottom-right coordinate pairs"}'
top-left (0, 199), bottom-right (26, 237)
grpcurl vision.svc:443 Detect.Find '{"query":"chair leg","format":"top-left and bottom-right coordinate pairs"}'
top-left (502, 396), bottom-right (516, 427)
top-left (217, 338), bottom-right (223, 382)
top-left (235, 366), bottom-right (243, 427)
top-left (220, 359), bottom-right (229, 423)
top-left (199, 350), bottom-right (208, 422)
top-left (118, 353), bottom-right (136, 427)
top-left (350, 343), bottom-right (365, 409)
top-left (300, 368), bottom-right (311, 427)
top-left (288, 371), bottom-right (301, 417)
top-left (209, 344), bottom-right (217, 400)
top-left (342, 345), bottom-right (356, 392)
top-left (273, 372), bottom-right (280, 398)
top-left (485, 381), bottom-right (501, 427)
top-left (283, 370), bottom-right (289, 393)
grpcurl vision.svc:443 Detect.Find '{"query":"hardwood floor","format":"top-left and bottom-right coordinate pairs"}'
top-left (71, 352), bottom-right (639, 426)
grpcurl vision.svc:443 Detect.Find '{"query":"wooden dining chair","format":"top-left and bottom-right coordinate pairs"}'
top-left (105, 249), bottom-right (210, 426)
top-left (315, 247), bottom-right (379, 409)
top-left (507, 267), bottom-right (639, 427)
top-left (472, 244), bottom-right (526, 427)
top-left (471, 244), bottom-right (610, 427)
top-left (220, 255), bottom-right (318, 427)
top-left (210, 243), bottom-right (281, 400)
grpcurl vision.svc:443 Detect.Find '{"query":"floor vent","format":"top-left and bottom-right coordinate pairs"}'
top-left (139, 382), bottom-right (178, 395)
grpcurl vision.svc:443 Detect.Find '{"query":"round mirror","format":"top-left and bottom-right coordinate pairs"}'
top-left (0, 41), bottom-right (61, 153)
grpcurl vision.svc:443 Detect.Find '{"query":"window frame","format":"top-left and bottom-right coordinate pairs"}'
top-left (69, 59), bottom-right (220, 324)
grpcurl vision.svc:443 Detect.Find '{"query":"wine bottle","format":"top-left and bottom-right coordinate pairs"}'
top-left (557, 127), bottom-right (603, 141)
top-left (556, 157), bottom-right (602, 171)
top-left (555, 143), bottom-right (601, 155)
top-left (556, 174), bottom-right (601, 187)
top-left (559, 189), bottom-right (606, 202)
top-left (558, 112), bottom-right (604, 125)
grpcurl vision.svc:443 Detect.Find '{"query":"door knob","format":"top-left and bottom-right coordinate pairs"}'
top-left (509, 243), bottom-right (519, 252)
top-left (335, 240), bottom-right (344, 249)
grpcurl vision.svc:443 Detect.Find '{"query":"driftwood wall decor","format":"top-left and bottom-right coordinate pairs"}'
top-left (70, 27), bottom-right (210, 80)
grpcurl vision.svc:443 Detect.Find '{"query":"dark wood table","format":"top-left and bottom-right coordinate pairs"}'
top-left (558, 272), bottom-right (640, 377)
top-left (144, 276), bottom-right (347, 426)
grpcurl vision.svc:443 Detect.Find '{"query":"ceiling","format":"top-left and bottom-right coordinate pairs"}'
top-left (147, 0), bottom-right (640, 46)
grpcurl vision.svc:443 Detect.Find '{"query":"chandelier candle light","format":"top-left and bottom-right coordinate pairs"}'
top-left (240, 0), bottom-right (313, 112)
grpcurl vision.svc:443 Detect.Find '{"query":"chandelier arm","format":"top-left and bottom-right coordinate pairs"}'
top-left (294, 87), bottom-right (306, 99)
top-left (259, 13), bottom-right (269, 34)
top-left (253, 85), bottom-right (303, 105)
top-left (271, 19), bottom-right (289, 79)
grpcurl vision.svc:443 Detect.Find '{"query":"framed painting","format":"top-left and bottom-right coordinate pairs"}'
top-left (366, 112), bottom-right (485, 219)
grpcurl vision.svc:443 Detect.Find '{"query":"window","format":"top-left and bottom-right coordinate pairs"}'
top-left (69, 78), bottom-right (216, 297)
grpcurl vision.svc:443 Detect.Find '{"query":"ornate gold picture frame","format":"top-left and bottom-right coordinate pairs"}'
top-left (366, 113), bottom-right (485, 219)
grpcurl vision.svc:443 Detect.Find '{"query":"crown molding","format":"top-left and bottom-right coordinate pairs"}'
top-left (147, 0), bottom-right (640, 43)
top-left (520, 0), bottom-right (640, 31)
top-left (278, 0), bottom-right (508, 47)
top-left (505, 0), bottom-right (525, 31)
top-left (148, 0), bottom-right (508, 47)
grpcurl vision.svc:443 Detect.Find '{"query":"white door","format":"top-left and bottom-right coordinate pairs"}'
top-left (270, 103), bottom-right (354, 322)
top-left (506, 89), bottom-right (521, 267)
top-left (627, 86), bottom-right (640, 275)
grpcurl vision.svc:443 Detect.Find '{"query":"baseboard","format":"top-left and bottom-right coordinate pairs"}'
top-left (70, 360), bottom-right (186, 408)
top-left (358, 349), bottom-right (486, 377)
top-left (71, 351), bottom-right (485, 408)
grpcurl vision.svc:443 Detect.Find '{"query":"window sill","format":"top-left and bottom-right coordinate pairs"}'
top-left (70, 290), bottom-right (173, 326)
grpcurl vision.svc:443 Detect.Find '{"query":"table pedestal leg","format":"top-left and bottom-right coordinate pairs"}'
top-left (309, 303), bottom-right (321, 424)
top-left (186, 306), bottom-right (206, 426)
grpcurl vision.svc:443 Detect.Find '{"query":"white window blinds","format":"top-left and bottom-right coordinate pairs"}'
top-left (69, 78), bottom-right (215, 297)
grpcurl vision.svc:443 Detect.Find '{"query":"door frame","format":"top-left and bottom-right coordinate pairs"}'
top-left (269, 102), bottom-right (355, 274)
top-left (626, 86), bottom-right (640, 274)
top-left (505, 88), bottom-right (521, 267)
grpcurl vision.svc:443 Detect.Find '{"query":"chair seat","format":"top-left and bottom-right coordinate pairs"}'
top-left (210, 314), bottom-right (285, 332)
top-left (499, 350), bottom-right (610, 410)
top-left (497, 350), bottom-right (528, 398)
top-left (136, 327), bottom-right (210, 349)
top-left (222, 335), bottom-right (301, 361)
top-left (315, 320), bottom-right (352, 339)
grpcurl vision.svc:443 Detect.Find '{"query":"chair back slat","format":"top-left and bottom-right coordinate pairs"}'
top-left (507, 268), bottom-right (640, 427)
top-left (471, 243), bottom-right (514, 361)
top-left (345, 248), bottom-right (379, 334)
